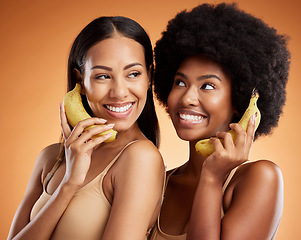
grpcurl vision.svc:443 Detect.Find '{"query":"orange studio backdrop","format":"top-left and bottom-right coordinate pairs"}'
top-left (1, 0), bottom-right (300, 239)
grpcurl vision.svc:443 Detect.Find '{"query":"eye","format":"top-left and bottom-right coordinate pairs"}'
top-left (174, 79), bottom-right (186, 87)
top-left (201, 83), bottom-right (215, 90)
top-left (128, 71), bottom-right (141, 78)
top-left (95, 74), bottom-right (110, 80)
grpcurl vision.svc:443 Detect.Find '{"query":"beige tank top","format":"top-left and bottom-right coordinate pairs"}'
top-left (30, 141), bottom-right (149, 240)
top-left (148, 167), bottom-right (238, 240)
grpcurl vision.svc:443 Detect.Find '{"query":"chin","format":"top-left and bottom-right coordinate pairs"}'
top-left (115, 121), bottom-right (137, 133)
top-left (176, 130), bottom-right (198, 142)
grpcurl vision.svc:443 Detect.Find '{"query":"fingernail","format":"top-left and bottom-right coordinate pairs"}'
top-left (251, 114), bottom-right (255, 124)
top-left (106, 123), bottom-right (115, 128)
top-left (98, 118), bottom-right (107, 123)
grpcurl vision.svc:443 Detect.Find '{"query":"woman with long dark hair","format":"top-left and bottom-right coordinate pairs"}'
top-left (8, 16), bottom-right (165, 240)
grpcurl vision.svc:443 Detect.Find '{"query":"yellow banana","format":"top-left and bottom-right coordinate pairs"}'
top-left (195, 89), bottom-right (261, 157)
top-left (63, 83), bottom-right (118, 142)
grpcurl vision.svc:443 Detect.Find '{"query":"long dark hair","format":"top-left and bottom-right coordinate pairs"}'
top-left (58, 16), bottom-right (160, 161)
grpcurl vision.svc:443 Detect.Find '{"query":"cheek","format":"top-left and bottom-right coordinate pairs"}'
top-left (209, 92), bottom-right (231, 109)
top-left (84, 86), bottom-right (108, 110)
top-left (83, 77), bottom-right (99, 100)
top-left (209, 92), bottom-right (224, 105)
top-left (139, 78), bottom-right (150, 93)
top-left (209, 95), bottom-right (234, 124)
top-left (167, 94), bottom-right (175, 115)
top-left (86, 88), bottom-right (106, 102)
top-left (139, 90), bottom-right (148, 105)
top-left (167, 89), bottom-right (178, 108)
top-left (130, 82), bottom-right (149, 105)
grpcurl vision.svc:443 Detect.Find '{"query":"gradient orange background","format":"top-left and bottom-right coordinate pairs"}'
top-left (1, 0), bottom-right (300, 239)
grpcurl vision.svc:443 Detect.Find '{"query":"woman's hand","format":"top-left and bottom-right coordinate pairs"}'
top-left (202, 114), bottom-right (256, 183)
top-left (59, 103), bottom-right (114, 187)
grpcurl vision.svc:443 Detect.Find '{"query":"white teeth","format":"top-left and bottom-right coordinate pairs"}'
top-left (179, 113), bottom-right (204, 121)
top-left (107, 103), bottom-right (132, 113)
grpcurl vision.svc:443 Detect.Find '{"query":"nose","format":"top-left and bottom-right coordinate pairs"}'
top-left (180, 86), bottom-right (199, 106)
top-left (109, 78), bottom-right (129, 100)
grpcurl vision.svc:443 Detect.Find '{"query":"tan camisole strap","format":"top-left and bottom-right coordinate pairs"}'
top-left (42, 140), bottom-right (139, 191)
top-left (101, 140), bottom-right (138, 175)
top-left (221, 166), bottom-right (239, 218)
top-left (158, 167), bottom-right (178, 206)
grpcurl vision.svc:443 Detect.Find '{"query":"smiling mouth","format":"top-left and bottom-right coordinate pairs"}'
top-left (179, 113), bottom-right (206, 122)
top-left (104, 103), bottom-right (133, 113)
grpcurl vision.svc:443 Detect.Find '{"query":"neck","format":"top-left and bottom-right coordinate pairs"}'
top-left (178, 141), bottom-right (206, 177)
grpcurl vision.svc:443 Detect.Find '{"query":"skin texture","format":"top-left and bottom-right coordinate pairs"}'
top-left (7, 36), bottom-right (165, 240)
top-left (157, 55), bottom-right (283, 240)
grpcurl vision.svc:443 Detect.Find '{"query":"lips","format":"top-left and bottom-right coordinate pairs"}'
top-left (104, 102), bottom-right (134, 119)
top-left (104, 103), bottom-right (133, 113)
top-left (177, 110), bottom-right (207, 124)
top-left (179, 113), bottom-right (205, 122)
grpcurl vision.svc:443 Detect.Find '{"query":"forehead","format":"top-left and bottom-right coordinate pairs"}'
top-left (177, 55), bottom-right (231, 82)
top-left (85, 36), bottom-right (145, 65)
top-left (179, 56), bottom-right (222, 72)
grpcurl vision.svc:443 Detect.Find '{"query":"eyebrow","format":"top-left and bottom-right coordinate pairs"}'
top-left (124, 62), bottom-right (143, 70)
top-left (91, 62), bottom-right (143, 71)
top-left (91, 65), bottom-right (112, 71)
top-left (175, 72), bottom-right (221, 81)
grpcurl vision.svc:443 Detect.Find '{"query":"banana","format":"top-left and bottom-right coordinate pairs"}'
top-left (63, 83), bottom-right (118, 142)
top-left (195, 89), bottom-right (261, 157)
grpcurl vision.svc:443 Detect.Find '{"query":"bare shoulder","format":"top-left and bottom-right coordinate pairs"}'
top-left (108, 139), bottom-right (165, 207)
top-left (38, 143), bottom-right (61, 159)
top-left (36, 143), bottom-right (62, 181)
top-left (225, 160), bottom-right (283, 206)
top-left (121, 140), bottom-right (163, 167)
top-left (102, 141), bottom-right (165, 238)
top-left (37, 143), bottom-right (61, 165)
top-left (235, 160), bottom-right (283, 186)
top-left (222, 161), bottom-right (284, 238)
top-left (114, 140), bottom-right (165, 178)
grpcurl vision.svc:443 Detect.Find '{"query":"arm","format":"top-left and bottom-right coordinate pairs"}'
top-left (188, 160), bottom-right (283, 240)
top-left (221, 160), bottom-right (283, 239)
top-left (8, 104), bottom-right (115, 240)
top-left (7, 144), bottom-right (60, 239)
top-left (8, 162), bottom-right (80, 240)
top-left (187, 115), bottom-right (278, 240)
top-left (102, 140), bottom-right (165, 240)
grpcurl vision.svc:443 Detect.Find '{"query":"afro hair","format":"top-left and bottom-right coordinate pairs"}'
top-left (153, 3), bottom-right (291, 139)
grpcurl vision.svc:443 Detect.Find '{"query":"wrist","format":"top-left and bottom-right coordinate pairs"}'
top-left (49, 178), bottom-right (79, 206)
top-left (200, 167), bottom-right (225, 187)
top-left (60, 177), bottom-right (81, 193)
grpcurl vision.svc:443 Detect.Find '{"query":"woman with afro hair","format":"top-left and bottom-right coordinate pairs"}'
top-left (149, 3), bottom-right (290, 240)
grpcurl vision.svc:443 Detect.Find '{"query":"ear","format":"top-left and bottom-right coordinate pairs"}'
top-left (73, 68), bottom-right (85, 95)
